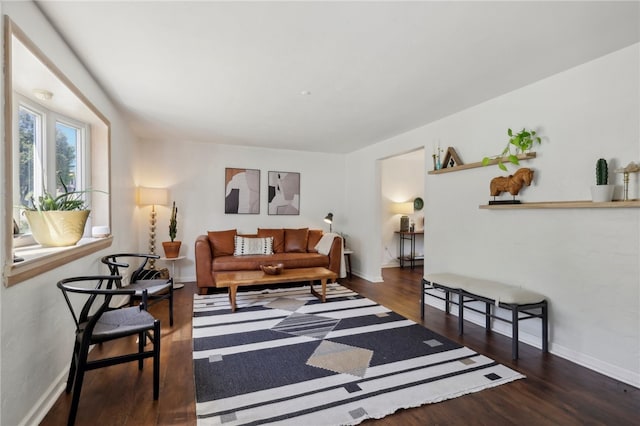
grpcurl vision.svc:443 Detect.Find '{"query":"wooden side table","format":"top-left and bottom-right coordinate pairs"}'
top-left (343, 249), bottom-right (353, 279)
top-left (160, 256), bottom-right (186, 289)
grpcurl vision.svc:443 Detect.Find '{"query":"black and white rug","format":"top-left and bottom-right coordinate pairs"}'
top-left (193, 283), bottom-right (524, 425)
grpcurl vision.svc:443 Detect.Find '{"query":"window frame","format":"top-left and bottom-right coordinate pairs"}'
top-left (4, 16), bottom-right (112, 287)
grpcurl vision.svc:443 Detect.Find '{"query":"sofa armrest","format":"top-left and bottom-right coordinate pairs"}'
top-left (327, 236), bottom-right (343, 276)
top-left (195, 235), bottom-right (215, 289)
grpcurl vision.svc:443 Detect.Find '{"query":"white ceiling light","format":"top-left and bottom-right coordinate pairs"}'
top-left (33, 89), bottom-right (53, 100)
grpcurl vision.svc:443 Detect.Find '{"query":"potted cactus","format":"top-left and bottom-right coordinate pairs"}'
top-left (590, 158), bottom-right (615, 202)
top-left (162, 201), bottom-right (182, 258)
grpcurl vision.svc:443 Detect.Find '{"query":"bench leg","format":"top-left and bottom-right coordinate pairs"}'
top-left (421, 280), bottom-right (426, 319)
top-left (458, 290), bottom-right (464, 335)
top-left (512, 307), bottom-right (519, 360)
top-left (485, 302), bottom-right (491, 330)
top-left (542, 301), bottom-right (549, 353)
top-left (445, 291), bottom-right (450, 314)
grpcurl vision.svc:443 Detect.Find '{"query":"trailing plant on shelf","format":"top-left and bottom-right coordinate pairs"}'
top-left (482, 128), bottom-right (542, 171)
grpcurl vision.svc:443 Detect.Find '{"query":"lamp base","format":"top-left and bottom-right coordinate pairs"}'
top-left (400, 216), bottom-right (410, 232)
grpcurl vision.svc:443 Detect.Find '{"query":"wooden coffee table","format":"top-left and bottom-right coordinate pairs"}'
top-left (214, 267), bottom-right (337, 312)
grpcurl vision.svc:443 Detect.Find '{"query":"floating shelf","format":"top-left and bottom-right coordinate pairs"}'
top-left (428, 152), bottom-right (536, 175)
top-left (479, 200), bottom-right (640, 209)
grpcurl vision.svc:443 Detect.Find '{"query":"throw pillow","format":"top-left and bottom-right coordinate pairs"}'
top-left (207, 229), bottom-right (237, 257)
top-left (307, 229), bottom-right (323, 253)
top-left (284, 228), bottom-right (309, 253)
top-left (257, 228), bottom-right (285, 253)
top-left (233, 236), bottom-right (274, 256)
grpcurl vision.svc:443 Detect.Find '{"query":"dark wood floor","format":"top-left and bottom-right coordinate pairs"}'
top-left (41, 267), bottom-right (639, 425)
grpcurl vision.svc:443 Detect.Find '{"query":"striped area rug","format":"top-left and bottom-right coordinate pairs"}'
top-left (193, 283), bottom-right (524, 425)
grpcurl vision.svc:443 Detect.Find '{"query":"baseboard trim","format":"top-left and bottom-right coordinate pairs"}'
top-left (19, 368), bottom-right (66, 426)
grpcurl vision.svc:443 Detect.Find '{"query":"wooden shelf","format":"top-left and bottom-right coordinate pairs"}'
top-left (479, 200), bottom-right (640, 209)
top-left (428, 152), bottom-right (536, 175)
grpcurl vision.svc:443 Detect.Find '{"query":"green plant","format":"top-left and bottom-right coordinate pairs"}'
top-left (23, 173), bottom-right (92, 211)
top-left (168, 201), bottom-right (178, 242)
top-left (596, 158), bottom-right (608, 185)
top-left (482, 128), bottom-right (542, 171)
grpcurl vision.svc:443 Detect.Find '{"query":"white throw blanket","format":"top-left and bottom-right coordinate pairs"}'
top-left (315, 232), bottom-right (346, 278)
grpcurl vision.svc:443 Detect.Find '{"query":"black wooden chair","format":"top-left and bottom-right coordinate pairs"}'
top-left (57, 276), bottom-right (161, 426)
top-left (101, 253), bottom-right (174, 326)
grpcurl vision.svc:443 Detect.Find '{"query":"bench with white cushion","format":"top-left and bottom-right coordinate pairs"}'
top-left (421, 272), bottom-right (548, 360)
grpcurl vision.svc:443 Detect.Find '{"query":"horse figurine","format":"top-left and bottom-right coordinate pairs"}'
top-left (490, 167), bottom-right (534, 197)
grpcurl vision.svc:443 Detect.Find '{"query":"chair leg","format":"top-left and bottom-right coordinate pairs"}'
top-left (68, 343), bottom-right (90, 426)
top-left (153, 320), bottom-right (161, 400)
top-left (65, 342), bottom-right (80, 393)
top-left (138, 331), bottom-right (145, 370)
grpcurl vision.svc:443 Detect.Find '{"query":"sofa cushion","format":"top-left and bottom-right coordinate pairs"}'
top-left (234, 236), bottom-right (273, 256)
top-left (284, 228), bottom-right (308, 253)
top-left (307, 229), bottom-right (323, 253)
top-left (257, 228), bottom-right (285, 253)
top-left (208, 229), bottom-right (237, 257)
top-left (212, 252), bottom-right (329, 272)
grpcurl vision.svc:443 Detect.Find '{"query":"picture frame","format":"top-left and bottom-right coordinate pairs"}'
top-left (268, 171), bottom-right (300, 215)
top-left (225, 168), bottom-right (260, 214)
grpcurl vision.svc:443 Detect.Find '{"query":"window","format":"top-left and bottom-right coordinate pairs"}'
top-left (14, 98), bottom-right (90, 234)
top-left (5, 17), bottom-right (112, 286)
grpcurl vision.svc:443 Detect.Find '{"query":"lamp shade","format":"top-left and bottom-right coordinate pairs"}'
top-left (324, 212), bottom-right (334, 224)
top-left (391, 202), bottom-right (414, 215)
top-left (137, 187), bottom-right (168, 206)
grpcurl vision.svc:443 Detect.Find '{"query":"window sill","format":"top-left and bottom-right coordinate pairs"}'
top-left (5, 236), bottom-right (113, 287)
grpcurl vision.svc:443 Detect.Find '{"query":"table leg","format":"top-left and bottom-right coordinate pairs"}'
top-left (169, 261), bottom-right (184, 289)
top-left (309, 279), bottom-right (327, 303)
top-left (229, 286), bottom-right (237, 312)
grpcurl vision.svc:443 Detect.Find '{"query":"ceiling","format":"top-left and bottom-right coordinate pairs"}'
top-left (35, 1), bottom-right (639, 154)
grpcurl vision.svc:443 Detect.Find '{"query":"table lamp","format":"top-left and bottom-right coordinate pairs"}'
top-left (324, 212), bottom-right (333, 233)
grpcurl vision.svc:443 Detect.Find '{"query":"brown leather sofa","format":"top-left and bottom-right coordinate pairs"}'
top-left (195, 228), bottom-right (342, 294)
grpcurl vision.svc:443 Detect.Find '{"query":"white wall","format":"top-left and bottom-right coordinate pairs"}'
top-left (381, 152), bottom-right (425, 267)
top-left (346, 44), bottom-right (640, 386)
top-left (0, 2), bottom-right (141, 425)
top-left (135, 140), bottom-right (346, 280)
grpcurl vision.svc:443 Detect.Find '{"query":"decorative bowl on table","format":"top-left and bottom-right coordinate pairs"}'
top-left (261, 263), bottom-right (284, 275)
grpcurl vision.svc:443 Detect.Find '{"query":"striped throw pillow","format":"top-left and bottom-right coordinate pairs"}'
top-left (233, 236), bottom-right (274, 256)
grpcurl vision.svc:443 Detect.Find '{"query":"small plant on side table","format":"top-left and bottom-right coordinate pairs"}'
top-left (162, 201), bottom-right (182, 258)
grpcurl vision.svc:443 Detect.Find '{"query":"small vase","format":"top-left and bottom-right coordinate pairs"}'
top-left (162, 241), bottom-right (182, 258)
top-left (590, 185), bottom-right (614, 202)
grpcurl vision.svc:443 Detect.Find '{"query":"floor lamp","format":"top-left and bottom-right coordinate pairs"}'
top-left (138, 187), bottom-right (168, 269)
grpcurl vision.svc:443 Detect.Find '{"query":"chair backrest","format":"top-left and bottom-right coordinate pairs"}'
top-left (101, 253), bottom-right (161, 284)
top-left (57, 276), bottom-right (135, 334)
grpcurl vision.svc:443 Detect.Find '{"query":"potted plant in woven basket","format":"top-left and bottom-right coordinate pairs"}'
top-left (22, 174), bottom-right (92, 247)
top-left (162, 201), bottom-right (181, 258)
